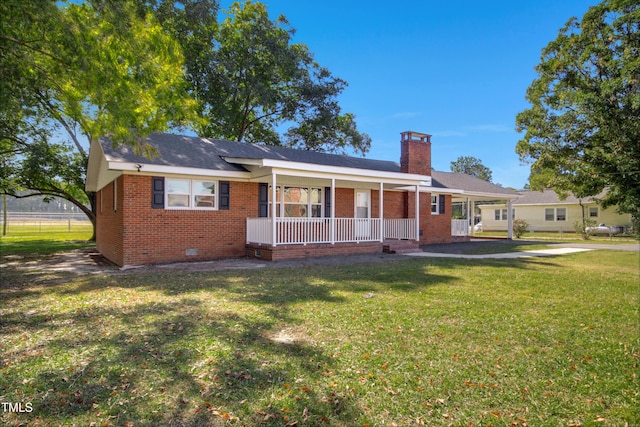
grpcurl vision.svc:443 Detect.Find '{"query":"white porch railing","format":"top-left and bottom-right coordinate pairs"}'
top-left (451, 219), bottom-right (469, 236)
top-left (247, 217), bottom-right (416, 246)
top-left (384, 218), bottom-right (417, 240)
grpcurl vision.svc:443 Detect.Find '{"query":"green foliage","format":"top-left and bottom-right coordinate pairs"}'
top-left (192, 0), bottom-right (371, 154)
top-left (516, 0), bottom-right (640, 222)
top-left (574, 218), bottom-right (598, 240)
top-left (55, 1), bottom-right (199, 147)
top-left (1, 0), bottom-right (199, 237)
top-left (512, 218), bottom-right (529, 238)
top-left (450, 156), bottom-right (493, 182)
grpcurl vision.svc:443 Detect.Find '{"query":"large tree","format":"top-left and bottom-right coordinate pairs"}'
top-left (515, 0), bottom-right (640, 227)
top-left (450, 156), bottom-right (493, 182)
top-left (0, 0), bottom-right (198, 238)
top-left (190, 0), bottom-right (371, 154)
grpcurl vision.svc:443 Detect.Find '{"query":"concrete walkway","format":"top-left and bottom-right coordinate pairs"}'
top-left (405, 247), bottom-right (594, 259)
top-left (4, 240), bottom-right (636, 276)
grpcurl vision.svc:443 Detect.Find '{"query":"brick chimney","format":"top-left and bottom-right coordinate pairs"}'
top-left (400, 131), bottom-right (432, 175)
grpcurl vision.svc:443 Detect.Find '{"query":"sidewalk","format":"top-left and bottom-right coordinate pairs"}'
top-left (405, 247), bottom-right (593, 259)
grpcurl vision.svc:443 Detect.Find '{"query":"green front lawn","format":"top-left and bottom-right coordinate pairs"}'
top-left (1, 228), bottom-right (93, 256)
top-left (474, 230), bottom-right (638, 244)
top-left (1, 244), bottom-right (638, 426)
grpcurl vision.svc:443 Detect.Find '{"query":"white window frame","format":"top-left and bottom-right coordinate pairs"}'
top-left (355, 189), bottom-right (370, 219)
top-left (494, 208), bottom-right (512, 221)
top-left (545, 208), bottom-right (555, 221)
top-left (269, 186), bottom-right (323, 218)
top-left (589, 207), bottom-right (599, 218)
top-left (192, 180), bottom-right (217, 209)
top-left (165, 178), bottom-right (218, 210)
top-left (431, 195), bottom-right (439, 214)
top-left (545, 207), bottom-right (567, 222)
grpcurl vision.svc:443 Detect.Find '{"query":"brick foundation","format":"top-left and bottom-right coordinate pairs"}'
top-left (245, 241), bottom-right (383, 261)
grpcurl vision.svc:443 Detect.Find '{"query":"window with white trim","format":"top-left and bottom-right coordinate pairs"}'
top-left (589, 207), bottom-right (599, 218)
top-left (431, 194), bottom-right (446, 215)
top-left (545, 208), bottom-right (554, 221)
top-left (269, 186), bottom-right (322, 217)
top-left (545, 207), bottom-right (566, 221)
top-left (494, 209), bottom-right (513, 221)
top-left (166, 178), bottom-right (217, 209)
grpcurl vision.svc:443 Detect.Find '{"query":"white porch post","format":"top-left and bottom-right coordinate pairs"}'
top-left (415, 185), bottom-right (420, 242)
top-left (330, 178), bottom-right (335, 244)
top-left (379, 182), bottom-right (384, 242)
top-left (271, 173), bottom-right (277, 246)
top-left (507, 199), bottom-right (513, 239)
top-left (470, 199), bottom-right (475, 237)
top-left (467, 197), bottom-right (472, 237)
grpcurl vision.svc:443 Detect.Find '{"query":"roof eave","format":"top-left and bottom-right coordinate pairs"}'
top-left (224, 157), bottom-right (431, 185)
top-left (106, 161), bottom-right (252, 179)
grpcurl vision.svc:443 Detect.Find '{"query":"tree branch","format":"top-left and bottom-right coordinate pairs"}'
top-left (0, 35), bottom-right (61, 61)
top-left (34, 92), bottom-right (88, 158)
top-left (2, 190), bottom-right (95, 222)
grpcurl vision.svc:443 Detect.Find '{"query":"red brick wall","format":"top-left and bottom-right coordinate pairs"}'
top-left (96, 176), bottom-right (125, 266)
top-left (400, 139), bottom-right (432, 175)
top-left (95, 175), bottom-right (257, 266)
top-left (420, 193), bottom-right (452, 245)
top-left (334, 188), bottom-right (354, 217)
top-left (371, 190), bottom-right (405, 219)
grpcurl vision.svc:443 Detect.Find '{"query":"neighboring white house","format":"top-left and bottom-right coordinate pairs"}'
top-left (478, 189), bottom-right (633, 233)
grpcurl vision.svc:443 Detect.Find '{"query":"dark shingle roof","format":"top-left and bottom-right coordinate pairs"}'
top-left (431, 170), bottom-right (519, 196)
top-left (100, 133), bottom-right (400, 173)
top-left (98, 133), bottom-right (518, 198)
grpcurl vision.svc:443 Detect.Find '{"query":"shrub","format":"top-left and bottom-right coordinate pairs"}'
top-left (513, 218), bottom-right (529, 238)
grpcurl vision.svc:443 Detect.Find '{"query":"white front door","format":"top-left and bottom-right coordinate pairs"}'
top-left (355, 190), bottom-right (370, 239)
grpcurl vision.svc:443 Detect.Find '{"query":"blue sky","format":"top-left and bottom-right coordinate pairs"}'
top-left (220, 0), bottom-right (601, 189)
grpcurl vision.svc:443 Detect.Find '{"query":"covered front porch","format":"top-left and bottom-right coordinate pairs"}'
top-left (236, 162), bottom-right (429, 259)
top-left (245, 217), bottom-right (421, 261)
top-left (247, 217), bottom-right (417, 245)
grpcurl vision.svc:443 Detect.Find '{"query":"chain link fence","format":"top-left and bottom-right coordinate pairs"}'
top-left (1, 212), bottom-right (92, 233)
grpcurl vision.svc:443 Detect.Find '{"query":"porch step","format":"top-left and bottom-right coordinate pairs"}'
top-left (383, 240), bottom-right (420, 254)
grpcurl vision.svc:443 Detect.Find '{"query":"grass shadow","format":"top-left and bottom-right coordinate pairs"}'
top-left (2, 295), bottom-right (347, 426)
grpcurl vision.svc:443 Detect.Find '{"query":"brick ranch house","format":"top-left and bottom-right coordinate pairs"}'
top-left (85, 131), bottom-right (519, 266)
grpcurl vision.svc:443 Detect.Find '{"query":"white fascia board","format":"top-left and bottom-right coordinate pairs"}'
top-left (269, 166), bottom-right (426, 186)
top-left (106, 161), bottom-right (251, 180)
top-left (223, 157), bottom-right (429, 184)
top-left (510, 201), bottom-right (577, 207)
top-left (460, 191), bottom-right (520, 199)
top-left (415, 187), bottom-right (519, 199)
top-left (423, 187), bottom-right (465, 195)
